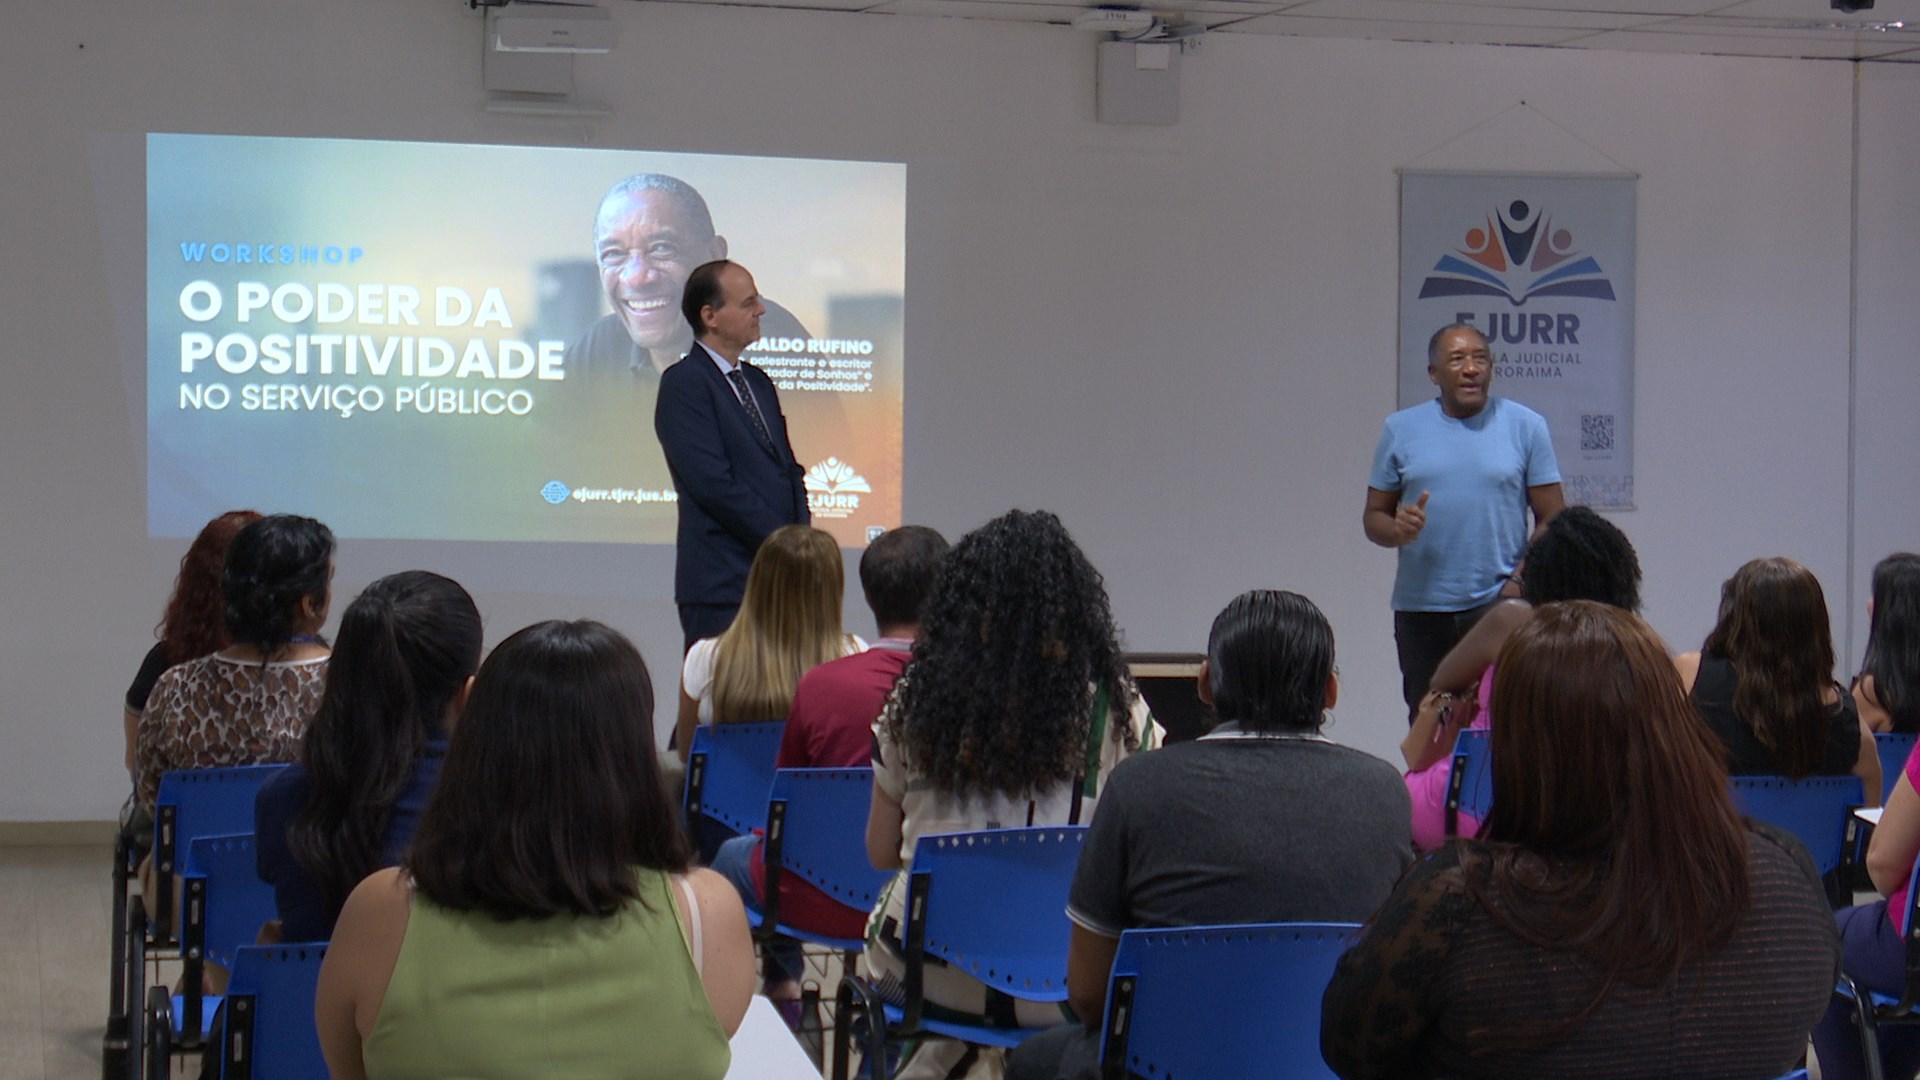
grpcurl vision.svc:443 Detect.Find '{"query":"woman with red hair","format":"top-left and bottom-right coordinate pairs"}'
top-left (122, 510), bottom-right (261, 783)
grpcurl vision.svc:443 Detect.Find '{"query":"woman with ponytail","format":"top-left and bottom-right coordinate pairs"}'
top-left (254, 571), bottom-right (483, 942)
top-left (135, 514), bottom-right (336, 816)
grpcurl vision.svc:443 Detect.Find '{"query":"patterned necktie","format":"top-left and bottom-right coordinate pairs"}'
top-left (726, 368), bottom-right (776, 453)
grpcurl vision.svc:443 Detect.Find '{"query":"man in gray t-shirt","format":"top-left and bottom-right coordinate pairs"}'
top-left (1067, 737), bottom-right (1411, 938)
top-left (1006, 590), bottom-right (1414, 1080)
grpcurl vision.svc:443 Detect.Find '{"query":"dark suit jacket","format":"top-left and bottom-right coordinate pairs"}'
top-left (654, 343), bottom-right (810, 607)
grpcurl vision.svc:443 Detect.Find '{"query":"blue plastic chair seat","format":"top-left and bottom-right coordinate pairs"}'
top-left (754, 767), bottom-right (889, 952)
top-left (1729, 775), bottom-right (1864, 877)
top-left (216, 943), bottom-right (328, 1078)
top-left (1098, 922), bottom-right (1359, 1080)
top-left (683, 721), bottom-right (785, 837)
top-left (170, 993), bottom-right (222, 1038)
top-left (878, 1001), bottom-right (1055, 1049)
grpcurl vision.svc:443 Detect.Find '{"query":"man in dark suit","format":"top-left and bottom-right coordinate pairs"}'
top-left (655, 260), bottom-right (811, 650)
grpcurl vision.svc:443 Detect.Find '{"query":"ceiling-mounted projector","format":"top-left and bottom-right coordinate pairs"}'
top-left (1072, 7), bottom-right (1157, 33)
top-left (490, 4), bottom-right (618, 53)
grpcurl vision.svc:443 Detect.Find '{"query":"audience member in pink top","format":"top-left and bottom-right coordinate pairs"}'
top-left (1400, 507), bottom-right (1641, 850)
top-left (1815, 574), bottom-right (1920, 1080)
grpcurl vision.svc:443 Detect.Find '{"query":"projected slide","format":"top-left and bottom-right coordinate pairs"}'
top-left (146, 134), bottom-right (904, 546)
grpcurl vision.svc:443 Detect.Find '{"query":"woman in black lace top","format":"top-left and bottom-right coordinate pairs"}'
top-left (1321, 601), bottom-right (1839, 1079)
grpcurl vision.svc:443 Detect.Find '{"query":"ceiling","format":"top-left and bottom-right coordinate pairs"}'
top-left (611, 0), bottom-right (1920, 61)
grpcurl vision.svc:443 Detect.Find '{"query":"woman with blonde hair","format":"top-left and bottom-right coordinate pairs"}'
top-left (675, 524), bottom-right (863, 758)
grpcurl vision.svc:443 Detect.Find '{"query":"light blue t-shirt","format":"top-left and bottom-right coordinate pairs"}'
top-left (1368, 397), bottom-right (1560, 612)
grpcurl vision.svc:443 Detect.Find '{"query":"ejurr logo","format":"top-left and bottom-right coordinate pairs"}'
top-left (1418, 199), bottom-right (1616, 307)
top-left (805, 457), bottom-right (871, 518)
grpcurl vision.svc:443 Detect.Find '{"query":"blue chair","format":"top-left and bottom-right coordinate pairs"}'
top-left (1730, 775), bottom-right (1864, 876)
top-left (756, 767), bottom-right (890, 950)
top-left (1097, 922), bottom-right (1360, 1080)
top-left (213, 944), bottom-right (328, 1079)
top-left (1444, 728), bottom-right (1492, 839)
top-left (832, 827), bottom-right (1087, 1079)
top-left (149, 765), bottom-right (288, 947)
top-left (147, 833), bottom-right (281, 1067)
top-left (683, 721), bottom-right (785, 846)
top-left (1731, 774), bottom-right (1865, 908)
top-left (1878, 733), bottom-right (1917, 803)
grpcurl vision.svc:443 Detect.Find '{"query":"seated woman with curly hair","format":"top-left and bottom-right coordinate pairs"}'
top-left (861, 509), bottom-right (1162, 1079)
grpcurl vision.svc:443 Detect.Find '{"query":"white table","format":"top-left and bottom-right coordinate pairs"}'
top-left (727, 995), bottom-right (822, 1079)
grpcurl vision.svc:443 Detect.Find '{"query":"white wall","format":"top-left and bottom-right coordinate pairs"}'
top-left (0, 0), bottom-right (1893, 819)
top-left (1850, 63), bottom-right (1920, 656)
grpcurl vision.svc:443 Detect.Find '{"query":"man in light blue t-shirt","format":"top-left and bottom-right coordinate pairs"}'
top-left (1364, 323), bottom-right (1565, 714)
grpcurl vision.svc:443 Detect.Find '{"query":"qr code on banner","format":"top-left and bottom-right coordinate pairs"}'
top-left (1580, 414), bottom-right (1615, 452)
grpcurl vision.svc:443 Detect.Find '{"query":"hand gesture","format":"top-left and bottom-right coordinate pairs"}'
top-left (1394, 491), bottom-right (1430, 546)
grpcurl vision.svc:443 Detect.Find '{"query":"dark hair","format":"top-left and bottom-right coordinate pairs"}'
top-left (287, 572), bottom-right (483, 921)
top-left (598, 173), bottom-right (717, 245)
top-left (1518, 507), bottom-right (1641, 611)
top-left (681, 259), bottom-right (737, 336)
top-left (1427, 322), bottom-right (1488, 367)
top-left (221, 514), bottom-right (335, 655)
top-left (882, 510), bottom-right (1138, 801)
top-left (407, 620), bottom-right (690, 920)
top-left (860, 526), bottom-right (950, 629)
top-left (157, 510), bottom-right (262, 665)
top-left (1467, 601), bottom-right (1748, 1050)
top-left (1860, 553), bottom-right (1920, 733)
top-left (1702, 557), bottom-right (1836, 778)
top-left (1205, 590), bottom-right (1334, 733)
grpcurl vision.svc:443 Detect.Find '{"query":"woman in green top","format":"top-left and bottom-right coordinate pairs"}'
top-left (316, 620), bottom-right (756, 1080)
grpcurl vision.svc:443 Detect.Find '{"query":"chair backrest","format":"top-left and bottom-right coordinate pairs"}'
top-left (152, 764), bottom-right (288, 939)
top-left (184, 833), bottom-right (278, 971)
top-left (1099, 922), bottom-right (1360, 1080)
top-left (1445, 729), bottom-right (1493, 836)
top-left (683, 721), bottom-right (785, 836)
top-left (154, 765), bottom-right (289, 878)
top-left (218, 943), bottom-right (328, 1080)
top-left (1729, 775), bottom-right (1865, 875)
top-left (1878, 733), bottom-right (1917, 803)
top-left (906, 827), bottom-right (1086, 1005)
top-left (764, 767), bottom-right (890, 917)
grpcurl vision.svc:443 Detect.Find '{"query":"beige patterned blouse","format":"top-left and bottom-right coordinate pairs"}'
top-left (135, 652), bottom-right (328, 813)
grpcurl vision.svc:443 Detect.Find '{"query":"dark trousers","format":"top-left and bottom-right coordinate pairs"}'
top-left (1005, 1023), bottom-right (1101, 1080)
top-left (1393, 602), bottom-right (1496, 715)
top-left (678, 602), bottom-right (739, 654)
top-left (1813, 901), bottom-right (1920, 1080)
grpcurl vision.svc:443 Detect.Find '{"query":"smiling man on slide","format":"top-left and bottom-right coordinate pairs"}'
top-left (565, 174), bottom-right (811, 391)
top-left (1364, 322), bottom-right (1564, 716)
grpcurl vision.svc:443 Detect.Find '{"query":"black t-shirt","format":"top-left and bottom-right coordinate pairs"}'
top-left (1066, 735), bottom-right (1413, 936)
top-left (125, 641), bottom-right (171, 714)
top-left (1691, 652), bottom-right (1860, 777)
